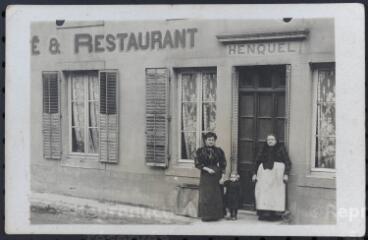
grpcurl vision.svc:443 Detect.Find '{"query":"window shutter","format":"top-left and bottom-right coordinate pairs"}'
top-left (145, 68), bottom-right (170, 167)
top-left (99, 71), bottom-right (119, 163)
top-left (42, 72), bottom-right (61, 160)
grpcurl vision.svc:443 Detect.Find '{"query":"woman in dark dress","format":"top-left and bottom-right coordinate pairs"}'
top-left (195, 132), bottom-right (227, 221)
top-left (252, 134), bottom-right (291, 221)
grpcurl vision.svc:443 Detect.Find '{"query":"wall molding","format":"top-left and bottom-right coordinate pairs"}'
top-left (217, 30), bottom-right (309, 44)
top-left (56, 60), bottom-right (105, 71)
top-left (56, 21), bottom-right (105, 29)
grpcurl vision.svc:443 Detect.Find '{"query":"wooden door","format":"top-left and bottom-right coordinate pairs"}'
top-left (237, 65), bottom-right (287, 210)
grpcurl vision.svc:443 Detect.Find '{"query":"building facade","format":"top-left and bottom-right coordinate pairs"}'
top-left (31, 19), bottom-right (336, 224)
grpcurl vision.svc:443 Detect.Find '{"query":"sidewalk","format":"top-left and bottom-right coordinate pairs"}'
top-left (30, 192), bottom-right (287, 225)
top-left (31, 192), bottom-right (193, 224)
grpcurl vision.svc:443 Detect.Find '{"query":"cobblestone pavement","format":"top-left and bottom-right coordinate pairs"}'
top-left (31, 205), bottom-right (286, 225)
top-left (30, 192), bottom-right (287, 225)
top-left (31, 206), bottom-right (179, 224)
top-left (30, 192), bottom-right (194, 224)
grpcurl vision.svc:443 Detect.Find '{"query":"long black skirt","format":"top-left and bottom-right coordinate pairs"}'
top-left (198, 168), bottom-right (224, 221)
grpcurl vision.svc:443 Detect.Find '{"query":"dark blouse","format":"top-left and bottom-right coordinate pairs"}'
top-left (253, 143), bottom-right (291, 175)
top-left (194, 146), bottom-right (227, 174)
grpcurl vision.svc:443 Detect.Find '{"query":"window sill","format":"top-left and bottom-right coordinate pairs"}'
top-left (297, 171), bottom-right (336, 189)
top-left (61, 154), bottom-right (105, 170)
top-left (165, 162), bottom-right (200, 178)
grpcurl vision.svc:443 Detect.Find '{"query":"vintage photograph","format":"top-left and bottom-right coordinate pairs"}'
top-left (30, 18), bottom-right (336, 225)
top-left (5, 4), bottom-right (365, 236)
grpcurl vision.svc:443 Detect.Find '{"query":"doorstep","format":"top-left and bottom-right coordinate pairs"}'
top-left (238, 209), bottom-right (257, 216)
top-left (192, 211), bottom-right (285, 226)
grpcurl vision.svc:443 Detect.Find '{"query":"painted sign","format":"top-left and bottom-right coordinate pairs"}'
top-left (31, 28), bottom-right (198, 55)
top-left (227, 41), bottom-right (301, 56)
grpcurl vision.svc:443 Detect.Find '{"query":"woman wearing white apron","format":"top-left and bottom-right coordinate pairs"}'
top-left (252, 134), bottom-right (291, 221)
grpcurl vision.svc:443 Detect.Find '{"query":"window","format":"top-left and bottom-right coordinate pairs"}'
top-left (312, 64), bottom-right (335, 171)
top-left (67, 71), bottom-right (99, 155)
top-left (42, 69), bottom-right (119, 164)
top-left (178, 69), bottom-right (217, 161)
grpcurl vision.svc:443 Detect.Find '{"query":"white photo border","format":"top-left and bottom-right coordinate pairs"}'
top-left (5, 4), bottom-right (366, 236)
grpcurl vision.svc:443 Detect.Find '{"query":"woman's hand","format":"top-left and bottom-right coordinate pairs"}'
top-left (252, 174), bottom-right (257, 182)
top-left (203, 167), bottom-right (215, 174)
top-left (283, 174), bottom-right (289, 183)
top-left (207, 168), bottom-right (215, 174)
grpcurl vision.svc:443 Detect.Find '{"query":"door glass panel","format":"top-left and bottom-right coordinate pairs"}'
top-left (272, 67), bottom-right (285, 88)
top-left (250, 70), bottom-right (262, 88)
top-left (258, 70), bottom-right (272, 88)
top-left (258, 94), bottom-right (273, 117)
top-left (239, 69), bottom-right (256, 88)
top-left (258, 119), bottom-right (273, 140)
top-left (239, 94), bottom-right (254, 116)
top-left (238, 141), bottom-right (254, 163)
top-left (239, 118), bottom-right (253, 139)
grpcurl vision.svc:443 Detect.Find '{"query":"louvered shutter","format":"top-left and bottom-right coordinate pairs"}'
top-left (99, 71), bottom-right (119, 163)
top-left (42, 72), bottom-right (61, 160)
top-left (145, 68), bottom-right (170, 167)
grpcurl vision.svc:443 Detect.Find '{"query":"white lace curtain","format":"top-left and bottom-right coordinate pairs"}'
top-left (181, 72), bottom-right (216, 160)
top-left (316, 69), bottom-right (335, 169)
top-left (69, 71), bottom-right (99, 154)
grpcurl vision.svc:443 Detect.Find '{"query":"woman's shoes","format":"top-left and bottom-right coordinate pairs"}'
top-left (258, 213), bottom-right (282, 221)
top-left (201, 218), bottom-right (218, 222)
top-left (269, 214), bottom-right (282, 221)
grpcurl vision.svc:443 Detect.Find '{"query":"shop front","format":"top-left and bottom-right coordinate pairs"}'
top-left (31, 18), bottom-right (336, 224)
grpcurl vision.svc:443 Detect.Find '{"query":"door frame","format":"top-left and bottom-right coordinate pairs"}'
top-left (230, 64), bottom-right (291, 208)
